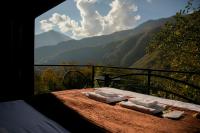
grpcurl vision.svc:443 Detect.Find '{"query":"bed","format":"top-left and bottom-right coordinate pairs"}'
top-left (0, 100), bottom-right (70, 133)
top-left (52, 88), bottom-right (200, 133)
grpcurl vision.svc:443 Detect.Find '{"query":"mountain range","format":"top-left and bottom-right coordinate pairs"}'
top-left (35, 17), bottom-right (173, 68)
top-left (35, 30), bottom-right (72, 48)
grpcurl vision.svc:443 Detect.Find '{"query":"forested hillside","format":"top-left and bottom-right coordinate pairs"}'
top-left (35, 17), bottom-right (172, 66)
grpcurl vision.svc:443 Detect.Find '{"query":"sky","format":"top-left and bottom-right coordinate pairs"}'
top-left (35, 0), bottom-right (200, 39)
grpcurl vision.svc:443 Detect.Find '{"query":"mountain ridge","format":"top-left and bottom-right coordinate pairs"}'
top-left (35, 30), bottom-right (72, 48)
top-left (35, 17), bottom-right (173, 66)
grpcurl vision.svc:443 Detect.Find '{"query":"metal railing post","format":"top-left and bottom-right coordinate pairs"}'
top-left (91, 65), bottom-right (95, 88)
top-left (104, 74), bottom-right (110, 87)
top-left (147, 69), bottom-right (152, 95)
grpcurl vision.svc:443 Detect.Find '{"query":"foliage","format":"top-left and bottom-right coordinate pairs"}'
top-left (34, 65), bottom-right (93, 94)
top-left (147, 0), bottom-right (200, 72)
top-left (145, 0), bottom-right (200, 103)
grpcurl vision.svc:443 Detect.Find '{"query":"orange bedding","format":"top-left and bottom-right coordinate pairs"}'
top-left (52, 88), bottom-right (200, 133)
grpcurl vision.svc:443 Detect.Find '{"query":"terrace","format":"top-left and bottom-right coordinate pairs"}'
top-left (32, 64), bottom-right (200, 132)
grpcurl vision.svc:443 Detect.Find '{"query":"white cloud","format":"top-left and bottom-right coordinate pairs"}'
top-left (135, 15), bottom-right (141, 20)
top-left (102, 0), bottom-right (140, 34)
top-left (40, 0), bottom-right (141, 39)
top-left (49, 13), bottom-right (79, 32)
top-left (40, 20), bottom-right (54, 32)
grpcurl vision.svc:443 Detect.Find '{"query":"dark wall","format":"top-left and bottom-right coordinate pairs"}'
top-left (1, 17), bottom-right (34, 101)
top-left (0, 0), bottom-right (64, 101)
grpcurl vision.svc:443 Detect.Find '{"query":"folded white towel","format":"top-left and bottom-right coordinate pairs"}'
top-left (85, 92), bottom-right (126, 103)
top-left (128, 98), bottom-right (158, 108)
top-left (162, 110), bottom-right (184, 119)
top-left (95, 90), bottom-right (119, 97)
top-left (119, 101), bottom-right (159, 114)
top-left (119, 101), bottom-right (166, 114)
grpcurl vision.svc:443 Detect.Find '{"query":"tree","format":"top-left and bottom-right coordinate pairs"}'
top-left (147, 0), bottom-right (200, 72)
top-left (146, 0), bottom-right (200, 103)
top-left (41, 67), bottom-right (60, 91)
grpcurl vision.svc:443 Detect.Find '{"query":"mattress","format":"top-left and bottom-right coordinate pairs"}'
top-left (52, 88), bottom-right (200, 133)
top-left (0, 100), bottom-right (70, 133)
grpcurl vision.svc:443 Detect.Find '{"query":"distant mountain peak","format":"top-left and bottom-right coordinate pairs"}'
top-left (37, 30), bottom-right (63, 35)
top-left (35, 30), bottom-right (72, 48)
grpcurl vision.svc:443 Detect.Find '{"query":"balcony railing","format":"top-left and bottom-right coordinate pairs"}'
top-left (34, 65), bottom-right (200, 104)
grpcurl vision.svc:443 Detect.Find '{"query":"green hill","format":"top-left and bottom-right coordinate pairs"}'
top-left (35, 17), bottom-right (173, 66)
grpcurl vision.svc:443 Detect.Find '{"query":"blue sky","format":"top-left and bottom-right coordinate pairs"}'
top-left (35, 0), bottom-right (199, 39)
